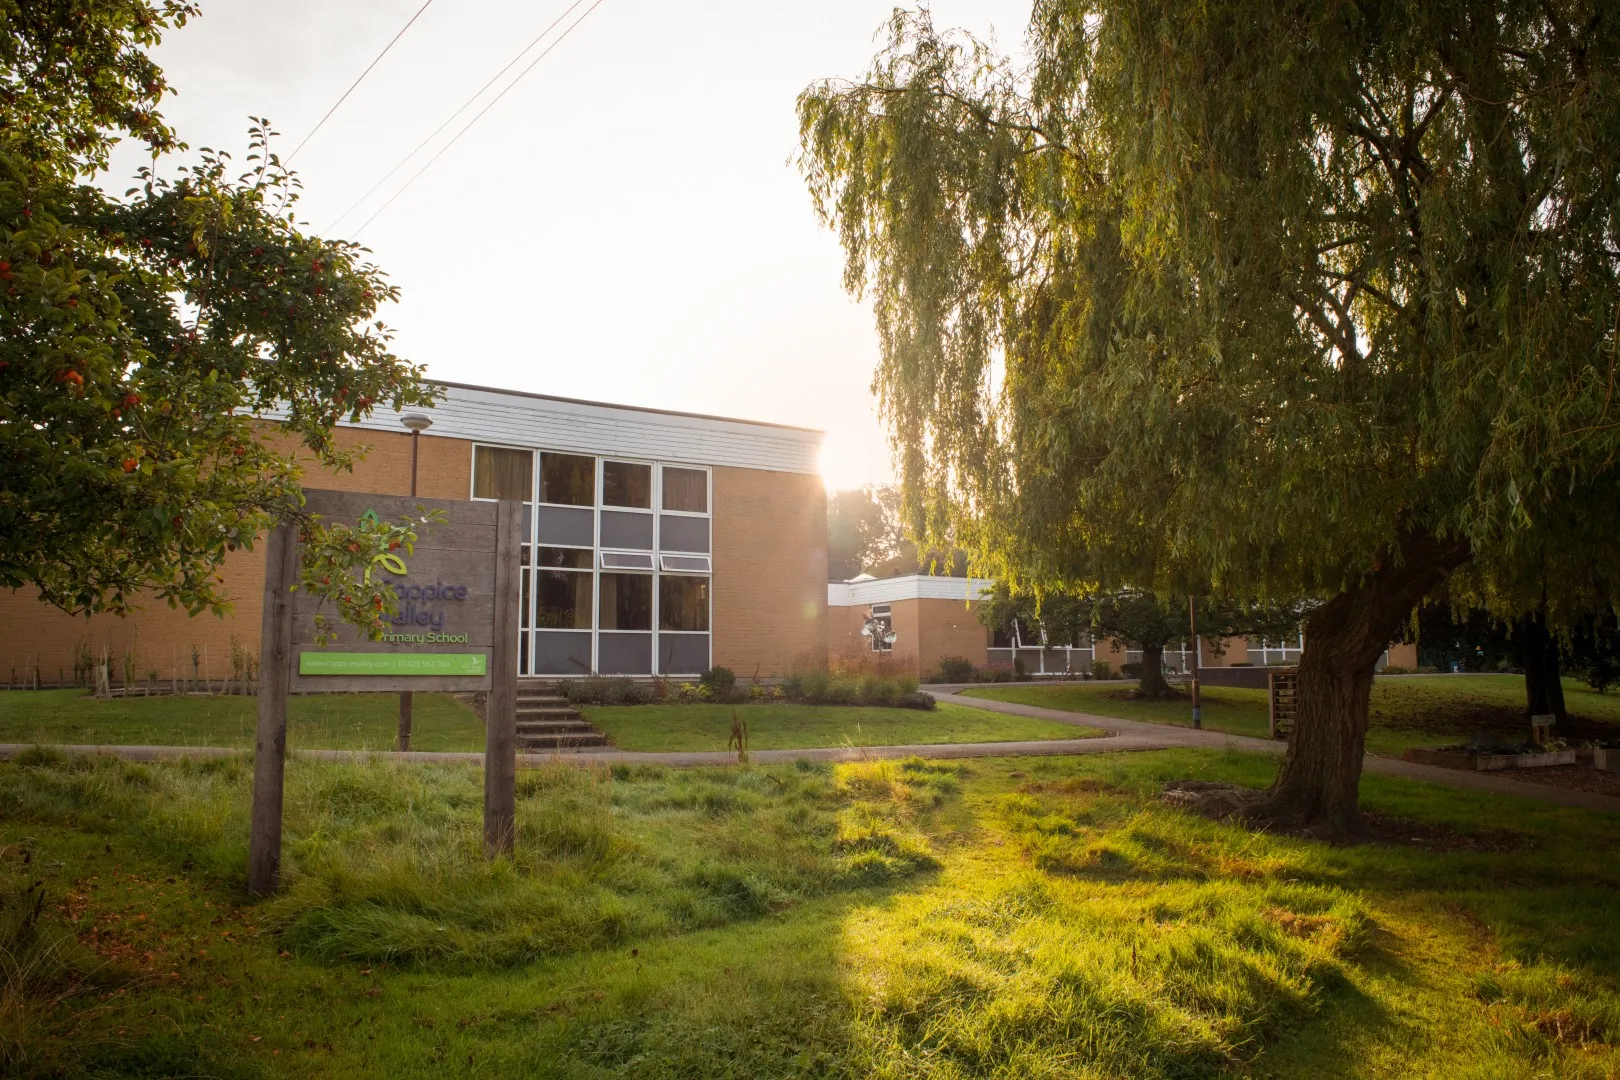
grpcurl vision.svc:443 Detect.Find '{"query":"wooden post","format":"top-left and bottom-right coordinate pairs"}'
top-left (397, 692), bottom-right (413, 752)
top-left (248, 521), bottom-right (297, 896)
top-left (484, 498), bottom-right (521, 858)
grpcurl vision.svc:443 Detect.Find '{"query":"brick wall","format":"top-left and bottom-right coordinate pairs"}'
top-left (0, 425), bottom-right (474, 684)
top-left (912, 598), bottom-right (990, 678)
top-left (826, 603), bottom-right (865, 658)
top-left (710, 466), bottom-right (827, 676)
top-left (712, 466), bottom-right (829, 676)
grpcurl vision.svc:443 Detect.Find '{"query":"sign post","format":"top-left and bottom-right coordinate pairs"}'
top-left (247, 490), bottom-right (521, 895)
top-left (484, 500), bottom-right (521, 857)
top-left (248, 520), bottom-right (297, 897)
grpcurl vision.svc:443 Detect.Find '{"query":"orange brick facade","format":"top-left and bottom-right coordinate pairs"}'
top-left (710, 466), bottom-right (827, 676)
top-left (1, 429), bottom-right (827, 683)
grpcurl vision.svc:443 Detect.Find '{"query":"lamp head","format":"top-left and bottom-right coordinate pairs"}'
top-left (400, 412), bottom-right (434, 433)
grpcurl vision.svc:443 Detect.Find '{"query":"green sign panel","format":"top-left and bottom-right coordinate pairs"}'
top-left (298, 652), bottom-right (488, 677)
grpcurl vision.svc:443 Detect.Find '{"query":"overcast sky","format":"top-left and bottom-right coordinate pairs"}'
top-left (115, 0), bottom-right (1034, 490)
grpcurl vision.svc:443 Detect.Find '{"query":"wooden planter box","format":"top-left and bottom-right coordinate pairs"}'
top-left (1405, 747), bottom-right (1579, 772)
top-left (1594, 747), bottom-right (1619, 773)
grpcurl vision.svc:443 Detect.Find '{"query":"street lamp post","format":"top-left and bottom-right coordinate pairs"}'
top-left (397, 412), bottom-right (433, 751)
top-left (1188, 595), bottom-right (1202, 730)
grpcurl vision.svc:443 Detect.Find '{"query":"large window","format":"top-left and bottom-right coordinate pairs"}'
top-left (472, 446), bottom-right (532, 500)
top-left (540, 452), bottom-right (594, 505)
top-left (660, 576), bottom-right (709, 631)
top-left (661, 466), bottom-right (707, 513)
top-left (599, 573), bottom-right (652, 630)
top-left (535, 570), bottom-right (591, 629)
top-left (536, 547), bottom-right (592, 569)
top-left (603, 461), bottom-right (652, 508)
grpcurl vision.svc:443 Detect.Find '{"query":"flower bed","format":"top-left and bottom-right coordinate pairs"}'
top-left (1405, 745), bottom-right (1580, 772)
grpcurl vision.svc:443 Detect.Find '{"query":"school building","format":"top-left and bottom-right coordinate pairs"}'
top-left (826, 574), bottom-right (1419, 678)
top-left (0, 382), bottom-right (828, 685)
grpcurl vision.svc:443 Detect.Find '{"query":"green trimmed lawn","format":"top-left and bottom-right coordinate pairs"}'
top-left (2, 747), bottom-right (1616, 1077)
top-left (0, 692), bottom-right (1095, 755)
top-left (964, 674), bottom-right (1620, 755)
top-left (581, 702), bottom-right (1098, 751)
top-left (0, 689), bottom-right (485, 751)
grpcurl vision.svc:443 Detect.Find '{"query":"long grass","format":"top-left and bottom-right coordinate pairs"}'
top-left (0, 747), bottom-right (1615, 1077)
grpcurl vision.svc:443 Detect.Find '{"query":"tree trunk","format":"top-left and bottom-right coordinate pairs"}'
top-left (1516, 612), bottom-right (1567, 724)
top-left (1134, 643), bottom-right (1177, 698)
top-left (1246, 533), bottom-right (1469, 841)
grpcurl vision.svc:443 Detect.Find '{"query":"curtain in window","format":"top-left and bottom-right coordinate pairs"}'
top-left (473, 447), bottom-right (533, 500)
top-left (661, 467), bottom-right (707, 513)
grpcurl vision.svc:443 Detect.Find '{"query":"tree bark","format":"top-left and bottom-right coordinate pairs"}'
top-left (1516, 612), bottom-right (1567, 725)
top-left (1134, 642), bottom-right (1177, 699)
top-left (1246, 533), bottom-right (1469, 840)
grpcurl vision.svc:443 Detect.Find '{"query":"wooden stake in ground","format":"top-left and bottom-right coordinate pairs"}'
top-left (248, 521), bottom-right (296, 896)
top-left (483, 498), bottom-right (521, 858)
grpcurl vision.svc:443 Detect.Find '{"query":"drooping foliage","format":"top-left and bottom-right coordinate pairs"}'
top-left (0, 1), bottom-right (437, 617)
top-left (799, 1), bottom-right (1620, 832)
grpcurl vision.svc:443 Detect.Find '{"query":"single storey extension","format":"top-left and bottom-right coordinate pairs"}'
top-left (826, 574), bottom-right (1420, 678)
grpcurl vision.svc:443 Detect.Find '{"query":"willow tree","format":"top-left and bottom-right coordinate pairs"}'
top-left (799, 3), bottom-right (1620, 836)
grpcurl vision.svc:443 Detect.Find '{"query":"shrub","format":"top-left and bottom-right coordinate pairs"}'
top-left (1381, 665), bottom-right (1414, 675)
top-left (974, 662), bottom-right (1019, 683)
top-left (936, 656), bottom-right (975, 682)
top-left (1013, 657), bottom-right (1026, 676)
top-left (1089, 659), bottom-right (1113, 680)
top-left (897, 691), bottom-right (937, 710)
top-left (700, 666), bottom-right (737, 695)
top-left (860, 675), bottom-right (898, 707)
top-left (1120, 661), bottom-right (1143, 678)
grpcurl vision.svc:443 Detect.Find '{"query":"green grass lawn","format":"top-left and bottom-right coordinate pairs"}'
top-left (0, 689), bottom-right (486, 751)
top-left (581, 701), bottom-right (1097, 751)
top-left (0, 693), bottom-right (1094, 754)
top-left (963, 674), bottom-right (1620, 755)
top-left (1, 748), bottom-right (1615, 1077)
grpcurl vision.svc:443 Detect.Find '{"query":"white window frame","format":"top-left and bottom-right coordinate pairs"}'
top-left (468, 442), bottom-right (536, 503)
top-left (658, 463), bottom-right (712, 517)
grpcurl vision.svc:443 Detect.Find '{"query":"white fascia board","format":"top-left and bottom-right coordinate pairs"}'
top-left (263, 382), bottom-right (824, 475)
top-left (828, 575), bottom-right (997, 606)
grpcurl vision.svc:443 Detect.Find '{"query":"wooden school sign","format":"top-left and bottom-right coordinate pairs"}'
top-left (249, 490), bottom-right (521, 896)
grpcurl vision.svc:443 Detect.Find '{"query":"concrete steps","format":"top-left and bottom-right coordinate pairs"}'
top-left (512, 681), bottom-right (608, 751)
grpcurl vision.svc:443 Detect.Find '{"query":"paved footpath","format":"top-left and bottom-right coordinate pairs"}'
top-left (2, 688), bottom-right (1617, 814)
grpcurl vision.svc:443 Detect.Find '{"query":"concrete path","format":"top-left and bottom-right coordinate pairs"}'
top-left (3, 688), bottom-right (1617, 814)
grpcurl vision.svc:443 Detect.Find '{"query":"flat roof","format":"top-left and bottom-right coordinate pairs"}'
top-left (433, 380), bottom-right (824, 435)
top-left (280, 380), bottom-right (825, 475)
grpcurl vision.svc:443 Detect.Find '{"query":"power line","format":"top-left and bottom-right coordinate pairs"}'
top-left (326, 0), bottom-right (587, 234)
top-left (350, 0), bottom-right (609, 238)
top-left (287, 0), bottom-right (437, 163)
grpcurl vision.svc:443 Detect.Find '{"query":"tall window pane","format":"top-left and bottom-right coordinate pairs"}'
top-left (540, 452), bottom-right (594, 505)
top-left (603, 461), bottom-right (651, 508)
top-left (659, 576), bottom-right (709, 631)
top-left (599, 573), bottom-right (652, 630)
top-left (536, 570), bottom-right (591, 629)
top-left (662, 467), bottom-right (707, 513)
top-left (472, 446), bottom-right (532, 501)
